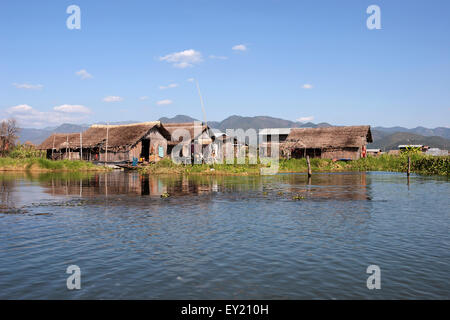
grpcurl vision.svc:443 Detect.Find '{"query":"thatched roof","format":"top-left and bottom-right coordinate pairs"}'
top-left (281, 126), bottom-right (372, 151)
top-left (38, 122), bottom-right (170, 151)
top-left (38, 133), bottom-right (81, 150)
top-left (162, 122), bottom-right (209, 144)
top-left (81, 122), bottom-right (165, 150)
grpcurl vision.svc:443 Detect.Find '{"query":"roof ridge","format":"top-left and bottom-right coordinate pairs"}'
top-left (91, 121), bottom-right (160, 128)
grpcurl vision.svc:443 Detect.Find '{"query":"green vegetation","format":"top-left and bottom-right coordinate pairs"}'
top-left (138, 154), bottom-right (449, 176)
top-left (138, 158), bottom-right (262, 175)
top-left (0, 144), bottom-right (107, 172)
top-left (7, 143), bottom-right (45, 159)
top-left (0, 157), bottom-right (107, 172)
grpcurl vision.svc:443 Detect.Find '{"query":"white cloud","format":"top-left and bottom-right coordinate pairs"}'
top-left (156, 99), bottom-right (173, 106)
top-left (232, 44), bottom-right (247, 51)
top-left (139, 96), bottom-right (149, 100)
top-left (75, 69), bottom-right (93, 79)
top-left (302, 84), bottom-right (313, 89)
top-left (12, 83), bottom-right (43, 90)
top-left (53, 104), bottom-right (91, 114)
top-left (159, 49), bottom-right (203, 68)
top-left (159, 83), bottom-right (179, 90)
top-left (209, 55), bottom-right (228, 60)
top-left (187, 78), bottom-right (195, 82)
top-left (6, 104), bottom-right (91, 127)
top-left (102, 96), bottom-right (123, 102)
top-left (8, 104), bottom-right (33, 112)
top-left (297, 116), bottom-right (314, 123)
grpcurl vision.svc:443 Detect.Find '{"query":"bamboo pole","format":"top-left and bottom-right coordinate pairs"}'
top-left (306, 155), bottom-right (312, 178)
top-left (80, 132), bottom-right (83, 161)
top-left (51, 135), bottom-right (55, 160)
top-left (407, 156), bottom-right (411, 176)
top-left (105, 123), bottom-right (109, 166)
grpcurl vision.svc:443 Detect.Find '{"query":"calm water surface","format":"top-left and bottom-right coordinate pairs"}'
top-left (0, 171), bottom-right (448, 299)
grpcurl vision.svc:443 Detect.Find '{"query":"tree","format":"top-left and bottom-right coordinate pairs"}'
top-left (0, 119), bottom-right (19, 156)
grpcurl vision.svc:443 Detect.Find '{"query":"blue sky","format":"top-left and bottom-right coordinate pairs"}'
top-left (1, 0), bottom-right (449, 128)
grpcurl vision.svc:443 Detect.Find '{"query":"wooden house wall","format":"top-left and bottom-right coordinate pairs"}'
top-left (321, 147), bottom-right (361, 160)
top-left (128, 141), bottom-right (142, 161)
top-left (145, 128), bottom-right (168, 158)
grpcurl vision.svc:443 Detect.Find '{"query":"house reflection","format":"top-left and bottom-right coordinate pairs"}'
top-left (38, 171), bottom-right (371, 201)
top-left (41, 172), bottom-right (228, 197)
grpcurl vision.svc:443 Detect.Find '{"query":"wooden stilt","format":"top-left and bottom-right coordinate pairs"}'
top-left (407, 156), bottom-right (411, 176)
top-left (307, 155), bottom-right (312, 178)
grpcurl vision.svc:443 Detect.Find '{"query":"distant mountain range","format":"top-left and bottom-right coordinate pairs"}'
top-left (16, 114), bottom-right (450, 151)
top-left (18, 124), bottom-right (90, 145)
top-left (368, 132), bottom-right (450, 151)
top-left (159, 115), bottom-right (333, 131)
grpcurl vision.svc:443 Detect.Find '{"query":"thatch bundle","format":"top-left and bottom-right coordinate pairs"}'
top-left (38, 133), bottom-right (82, 150)
top-left (38, 122), bottom-right (170, 152)
top-left (162, 122), bottom-right (209, 144)
top-left (280, 126), bottom-right (372, 152)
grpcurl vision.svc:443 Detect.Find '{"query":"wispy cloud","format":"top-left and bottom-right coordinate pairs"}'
top-left (139, 96), bottom-right (149, 101)
top-left (75, 69), bottom-right (93, 80)
top-left (156, 99), bottom-right (173, 106)
top-left (187, 78), bottom-right (195, 82)
top-left (302, 84), bottom-right (313, 89)
top-left (6, 104), bottom-right (91, 127)
top-left (209, 55), bottom-right (228, 60)
top-left (297, 116), bottom-right (314, 123)
top-left (159, 83), bottom-right (179, 90)
top-left (102, 96), bottom-right (123, 102)
top-left (159, 49), bottom-right (203, 68)
top-left (12, 83), bottom-right (43, 90)
top-left (232, 44), bottom-right (247, 51)
top-left (53, 104), bottom-right (91, 114)
top-left (8, 104), bottom-right (33, 112)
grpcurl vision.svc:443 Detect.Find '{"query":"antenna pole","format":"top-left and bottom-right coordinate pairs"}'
top-left (195, 79), bottom-right (208, 129)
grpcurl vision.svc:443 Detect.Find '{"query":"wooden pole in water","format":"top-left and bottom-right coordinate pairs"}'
top-left (306, 155), bottom-right (312, 178)
top-left (407, 156), bottom-right (411, 176)
top-left (80, 132), bottom-right (83, 161)
top-left (105, 123), bottom-right (109, 166)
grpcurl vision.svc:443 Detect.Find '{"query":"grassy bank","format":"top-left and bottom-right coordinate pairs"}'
top-left (138, 155), bottom-right (449, 176)
top-left (138, 158), bottom-right (262, 175)
top-left (0, 157), bottom-right (108, 172)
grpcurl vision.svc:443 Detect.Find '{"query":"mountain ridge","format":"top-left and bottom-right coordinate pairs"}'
top-left (15, 114), bottom-right (450, 150)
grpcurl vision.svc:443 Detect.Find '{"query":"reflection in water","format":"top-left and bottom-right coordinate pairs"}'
top-left (0, 171), bottom-right (448, 299)
top-left (28, 171), bottom-right (372, 201)
top-left (0, 177), bottom-right (18, 213)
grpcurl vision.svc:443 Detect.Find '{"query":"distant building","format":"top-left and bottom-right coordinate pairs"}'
top-left (425, 148), bottom-right (448, 156)
top-left (259, 128), bottom-right (291, 157)
top-left (367, 148), bottom-right (383, 156)
top-left (280, 126), bottom-right (373, 160)
top-left (398, 145), bottom-right (429, 152)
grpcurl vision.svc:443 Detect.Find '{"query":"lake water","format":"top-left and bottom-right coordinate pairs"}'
top-left (0, 171), bottom-right (448, 299)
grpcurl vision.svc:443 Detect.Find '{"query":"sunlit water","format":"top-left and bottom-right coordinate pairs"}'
top-left (0, 171), bottom-right (448, 299)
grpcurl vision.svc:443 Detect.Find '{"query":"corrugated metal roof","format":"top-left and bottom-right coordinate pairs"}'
top-left (259, 128), bottom-right (292, 135)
